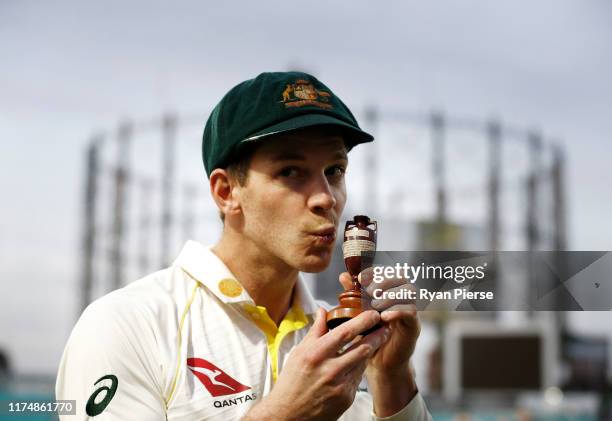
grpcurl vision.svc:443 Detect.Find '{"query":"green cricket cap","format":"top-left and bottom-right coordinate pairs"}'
top-left (202, 71), bottom-right (374, 177)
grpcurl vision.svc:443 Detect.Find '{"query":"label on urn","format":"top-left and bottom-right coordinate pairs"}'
top-left (342, 239), bottom-right (376, 258)
top-left (348, 228), bottom-right (371, 237)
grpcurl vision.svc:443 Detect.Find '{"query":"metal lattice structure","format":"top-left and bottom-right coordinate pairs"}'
top-left (79, 110), bottom-right (566, 312)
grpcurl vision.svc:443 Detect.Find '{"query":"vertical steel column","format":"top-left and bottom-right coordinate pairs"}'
top-left (81, 137), bottom-right (101, 312)
top-left (138, 178), bottom-right (153, 275)
top-left (552, 145), bottom-right (568, 327)
top-left (487, 120), bottom-right (502, 251)
top-left (364, 107), bottom-right (378, 215)
top-left (110, 121), bottom-right (132, 291)
top-left (161, 114), bottom-right (177, 267)
top-left (526, 130), bottom-right (542, 252)
top-left (526, 130), bottom-right (542, 312)
top-left (431, 111), bottom-right (446, 224)
top-left (552, 146), bottom-right (566, 252)
top-left (486, 120), bottom-right (502, 308)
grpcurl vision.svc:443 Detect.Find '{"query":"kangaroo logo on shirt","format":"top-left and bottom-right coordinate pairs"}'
top-left (187, 358), bottom-right (251, 397)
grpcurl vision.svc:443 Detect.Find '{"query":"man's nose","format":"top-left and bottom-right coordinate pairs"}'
top-left (307, 175), bottom-right (337, 212)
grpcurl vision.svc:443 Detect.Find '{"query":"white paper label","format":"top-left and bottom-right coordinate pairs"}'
top-left (347, 228), bottom-right (371, 238)
top-left (342, 239), bottom-right (376, 258)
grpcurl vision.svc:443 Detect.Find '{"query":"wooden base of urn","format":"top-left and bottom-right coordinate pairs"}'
top-left (326, 288), bottom-right (381, 335)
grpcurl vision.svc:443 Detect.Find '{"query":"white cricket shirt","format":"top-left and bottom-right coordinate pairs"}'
top-left (56, 240), bottom-right (431, 420)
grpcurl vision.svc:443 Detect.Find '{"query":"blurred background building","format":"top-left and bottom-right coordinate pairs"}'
top-left (2, 1), bottom-right (612, 419)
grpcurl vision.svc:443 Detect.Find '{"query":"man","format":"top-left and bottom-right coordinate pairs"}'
top-left (56, 71), bottom-right (431, 420)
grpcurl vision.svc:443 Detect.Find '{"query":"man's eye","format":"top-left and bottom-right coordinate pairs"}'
top-left (279, 167), bottom-right (300, 177)
top-left (326, 165), bottom-right (346, 177)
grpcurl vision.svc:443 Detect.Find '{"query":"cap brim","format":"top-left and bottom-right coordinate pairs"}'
top-left (240, 113), bottom-right (374, 149)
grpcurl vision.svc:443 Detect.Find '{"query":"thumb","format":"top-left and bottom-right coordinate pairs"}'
top-left (306, 308), bottom-right (328, 340)
top-left (339, 272), bottom-right (352, 291)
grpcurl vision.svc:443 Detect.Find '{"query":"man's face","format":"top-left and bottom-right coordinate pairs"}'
top-left (236, 129), bottom-right (348, 273)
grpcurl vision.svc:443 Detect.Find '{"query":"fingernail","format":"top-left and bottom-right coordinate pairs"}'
top-left (382, 328), bottom-right (390, 343)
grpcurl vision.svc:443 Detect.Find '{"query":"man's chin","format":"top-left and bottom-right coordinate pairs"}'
top-left (299, 251), bottom-right (333, 273)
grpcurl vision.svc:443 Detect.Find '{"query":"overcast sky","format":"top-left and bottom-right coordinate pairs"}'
top-left (1, 0), bottom-right (611, 374)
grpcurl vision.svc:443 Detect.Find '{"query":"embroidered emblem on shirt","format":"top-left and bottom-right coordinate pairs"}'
top-left (218, 278), bottom-right (243, 298)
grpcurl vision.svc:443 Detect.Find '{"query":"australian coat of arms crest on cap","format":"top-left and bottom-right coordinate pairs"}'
top-left (280, 79), bottom-right (333, 109)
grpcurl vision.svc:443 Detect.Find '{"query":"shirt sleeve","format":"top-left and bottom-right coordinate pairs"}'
top-left (340, 390), bottom-right (433, 421)
top-left (56, 295), bottom-right (167, 420)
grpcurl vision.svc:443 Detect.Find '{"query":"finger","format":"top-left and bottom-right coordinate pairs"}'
top-left (375, 302), bottom-right (418, 313)
top-left (380, 309), bottom-right (418, 324)
top-left (335, 326), bottom-right (390, 369)
top-left (338, 358), bottom-right (368, 393)
top-left (370, 286), bottom-right (417, 311)
top-left (384, 311), bottom-right (421, 340)
top-left (365, 277), bottom-right (410, 297)
top-left (338, 272), bottom-right (352, 291)
top-left (318, 310), bottom-right (381, 356)
top-left (380, 310), bottom-right (421, 338)
top-left (357, 267), bottom-right (375, 288)
top-left (305, 308), bottom-right (329, 341)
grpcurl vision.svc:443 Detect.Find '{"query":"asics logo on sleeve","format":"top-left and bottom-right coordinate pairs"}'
top-left (187, 358), bottom-right (251, 397)
top-left (85, 374), bottom-right (118, 416)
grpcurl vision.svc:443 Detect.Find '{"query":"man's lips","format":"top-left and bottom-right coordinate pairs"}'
top-left (310, 226), bottom-right (336, 245)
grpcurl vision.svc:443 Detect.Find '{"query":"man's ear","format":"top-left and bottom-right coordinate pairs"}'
top-left (209, 168), bottom-right (242, 217)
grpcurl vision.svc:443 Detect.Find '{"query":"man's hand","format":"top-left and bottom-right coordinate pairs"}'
top-left (243, 308), bottom-right (390, 421)
top-left (339, 269), bottom-right (421, 417)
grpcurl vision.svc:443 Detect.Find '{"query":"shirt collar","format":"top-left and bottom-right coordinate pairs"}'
top-left (173, 240), bottom-right (319, 316)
